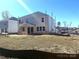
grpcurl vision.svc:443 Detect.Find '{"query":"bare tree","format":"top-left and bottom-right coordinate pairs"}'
top-left (78, 25), bottom-right (79, 28)
top-left (2, 11), bottom-right (10, 19)
top-left (57, 21), bottom-right (61, 27)
top-left (63, 21), bottom-right (67, 27)
top-left (1, 11), bottom-right (10, 36)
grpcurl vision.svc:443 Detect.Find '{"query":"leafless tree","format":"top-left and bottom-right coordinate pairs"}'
top-left (63, 21), bottom-right (67, 27)
top-left (57, 21), bottom-right (61, 27)
top-left (1, 11), bottom-right (10, 36)
top-left (2, 11), bottom-right (10, 19)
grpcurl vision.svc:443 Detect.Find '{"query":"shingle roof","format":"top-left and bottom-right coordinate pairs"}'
top-left (9, 17), bottom-right (18, 21)
top-left (18, 11), bottom-right (52, 25)
top-left (19, 11), bottom-right (50, 19)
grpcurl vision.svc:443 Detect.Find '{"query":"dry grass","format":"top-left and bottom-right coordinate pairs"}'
top-left (0, 35), bottom-right (79, 54)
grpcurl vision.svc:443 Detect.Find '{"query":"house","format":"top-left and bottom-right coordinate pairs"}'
top-left (18, 11), bottom-right (56, 34)
top-left (71, 28), bottom-right (79, 34)
top-left (56, 27), bottom-right (69, 34)
top-left (56, 27), bottom-right (77, 35)
top-left (0, 17), bottom-right (19, 34)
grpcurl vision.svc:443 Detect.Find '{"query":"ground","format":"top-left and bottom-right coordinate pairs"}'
top-left (0, 35), bottom-right (79, 54)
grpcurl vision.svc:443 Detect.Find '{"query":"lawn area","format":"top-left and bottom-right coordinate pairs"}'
top-left (0, 35), bottom-right (79, 54)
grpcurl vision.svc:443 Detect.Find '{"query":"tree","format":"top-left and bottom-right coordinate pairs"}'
top-left (1, 11), bottom-right (10, 36)
top-left (78, 25), bottom-right (79, 28)
top-left (57, 21), bottom-right (61, 27)
top-left (63, 21), bottom-right (67, 27)
top-left (2, 11), bottom-right (10, 19)
top-left (69, 22), bottom-right (72, 27)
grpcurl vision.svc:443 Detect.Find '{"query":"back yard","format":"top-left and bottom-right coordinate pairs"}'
top-left (0, 35), bottom-right (79, 54)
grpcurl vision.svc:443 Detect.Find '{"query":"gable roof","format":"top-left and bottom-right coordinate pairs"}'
top-left (9, 17), bottom-right (18, 21)
top-left (32, 11), bottom-right (49, 16)
top-left (19, 11), bottom-right (50, 19)
top-left (18, 11), bottom-right (55, 26)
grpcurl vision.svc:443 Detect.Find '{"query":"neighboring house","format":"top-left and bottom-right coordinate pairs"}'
top-left (56, 27), bottom-right (77, 35)
top-left (19, 11), bottom-right (56, 34)
top-left (71, 28), bottom-right (79, 34)
top-left (0, 17), bottom-right (19, 34)
top-left (56, 27), bottom-right (69, 34)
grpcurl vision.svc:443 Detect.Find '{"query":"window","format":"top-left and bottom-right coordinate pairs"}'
top-left (37, 27), bottom-right (45, 31)
top-left (37, 27), bottom-right (40, 31)
top-left (31, 27), bottom-right (33, 33)
top-left (43, 27), bottom-right (45, 31)
top-left (26, 19), bottom-right (28, 23)
top-left (22, 27), bottom-right (25, 31)
top-left (40, 27), bottom-right (42, 31)
top-left (19, 20), bottom-right (23, 24)
top-left (42, 18), bottom-right (44, 22)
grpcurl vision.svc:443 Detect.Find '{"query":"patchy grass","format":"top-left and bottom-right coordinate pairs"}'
top-left (0, 35), bottom-right (79, 53)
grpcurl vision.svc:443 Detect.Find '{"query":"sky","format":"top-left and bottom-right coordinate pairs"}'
top-left (0, 0), bottom-right (79, 27)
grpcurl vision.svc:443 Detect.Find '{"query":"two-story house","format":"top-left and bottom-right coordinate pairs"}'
top-left (18, 12), bottom-right (56, 34)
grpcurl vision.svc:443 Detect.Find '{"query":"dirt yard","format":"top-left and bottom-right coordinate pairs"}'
top-left (0, 35), bottom-right (79, 54)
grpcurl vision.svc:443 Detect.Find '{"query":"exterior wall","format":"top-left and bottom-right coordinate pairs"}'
top-left (0, 29), bottom-right (1, 33)
top-left (19, 25), bottom-right (28, 34)
top-left (32, 15), bottom-right (55, 33)
top-left (33, 15), bottom-right (48, 34)
top-left (19, 12), bottom-right (56, 34)
top-left (19, 13), bottom-right (49, 34)
top-left (48, 17), bottom-right (56, 33)
top-left (19, 23), bottom-right (34, 34)
top-left (8, 20), bottom-right (19, 33)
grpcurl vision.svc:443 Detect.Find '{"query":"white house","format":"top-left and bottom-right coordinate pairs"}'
top-left (19, 12), bottom-right (56, 34)
top-left (0, 17), bottom-right (19, 34)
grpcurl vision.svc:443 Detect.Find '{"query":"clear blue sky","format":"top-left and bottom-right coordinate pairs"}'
top-left (0, 0), bottom-right (79, 27)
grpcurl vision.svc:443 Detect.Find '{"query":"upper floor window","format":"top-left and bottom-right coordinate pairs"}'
top-left (19, 20), bottom-right (23, 24)
top-left (42, 18), bottom-right (44, 22)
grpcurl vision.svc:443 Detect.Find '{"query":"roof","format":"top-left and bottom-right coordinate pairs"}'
top-left (19, 23), bottom-right (35, 27)
top-left (18, 11), bottom-right (54, 25)
top-left (9, 17), bottom-right (18, 21)
top-left (32, 11), bottom-right (49, 16)
top-left (19, 11), bottom-right (51, 19)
